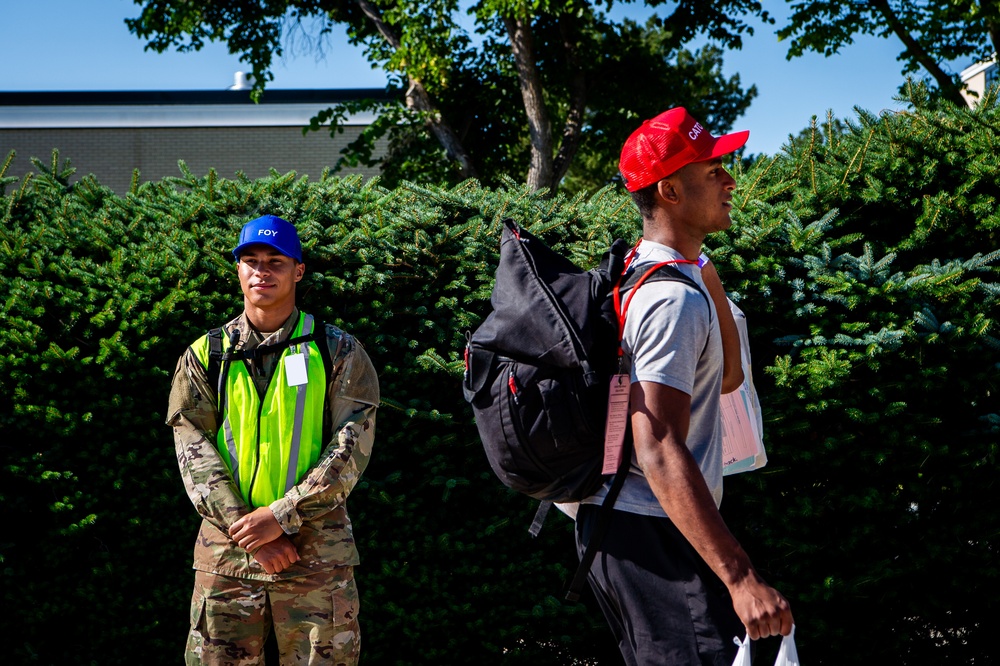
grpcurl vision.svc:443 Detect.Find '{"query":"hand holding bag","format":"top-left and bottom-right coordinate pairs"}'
top-left (731, 634), bottom-right (752, 666)
top-left (774, 625), bottom-right (800, 666)
top-left (731, 625), bottom-right (799, 666)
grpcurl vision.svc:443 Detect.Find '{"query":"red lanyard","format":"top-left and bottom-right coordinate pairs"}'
top-left (613, 240), bottom-right (699, 358)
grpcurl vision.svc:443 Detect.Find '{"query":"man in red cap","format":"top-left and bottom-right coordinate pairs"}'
top-left (574, 108), bottom-right (793, 664)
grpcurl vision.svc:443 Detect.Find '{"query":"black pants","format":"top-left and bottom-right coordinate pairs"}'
top-left (575, 505), bottom-right (745, 666)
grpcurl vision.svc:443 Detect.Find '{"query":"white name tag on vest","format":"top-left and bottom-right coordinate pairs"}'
top-left (601, 374), bottom-right (631, 474)
top-left (285, 353), bottom-right (309, 387)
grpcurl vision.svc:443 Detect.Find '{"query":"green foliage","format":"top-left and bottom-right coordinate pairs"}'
top-left (3, 90), bottom-right (999, 664)
top-left (777, 0), bottom-right (1000, 105)
top-left (0, 158), bottom-right (626, 664)
top-left (127, 0), bottom-right (763, 190)
top-left (741, 84), bottom-right (1000, 263)
top-left (713, 86), bottom-right (1000, 663)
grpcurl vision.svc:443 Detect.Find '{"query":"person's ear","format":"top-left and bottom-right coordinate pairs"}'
top-left (294, 262), bottom-right (305, 282)
top-left (656, 177), bottom-right (680, 205)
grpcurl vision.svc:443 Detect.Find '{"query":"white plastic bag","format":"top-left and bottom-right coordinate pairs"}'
top-left (731, 634), bottom-right (752, 666)
top-left (774, 626), bottom-right (800, 666)
top-left (731, 625), bottom-right (799, 666)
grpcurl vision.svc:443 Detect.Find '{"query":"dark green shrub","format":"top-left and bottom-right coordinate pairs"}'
top-left (1, 88), bottom-right (997, 665)
top-left (717, 86), bottom-right (1000, 663)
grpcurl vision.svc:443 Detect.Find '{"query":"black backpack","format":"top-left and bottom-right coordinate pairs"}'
top-left (462, 218), bottom-right (707, 600)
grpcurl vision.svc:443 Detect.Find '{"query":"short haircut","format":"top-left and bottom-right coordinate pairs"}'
top-left (629, 180), bottom-right (659, 219)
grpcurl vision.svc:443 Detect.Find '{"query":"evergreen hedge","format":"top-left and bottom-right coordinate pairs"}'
top-left (1, 90), bottom-right (997, 664)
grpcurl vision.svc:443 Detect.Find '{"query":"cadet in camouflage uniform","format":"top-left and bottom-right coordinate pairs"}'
top-left (167, 215), bottom-right (379, 665)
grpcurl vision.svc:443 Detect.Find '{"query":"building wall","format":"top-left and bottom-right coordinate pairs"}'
top-left (962, 70), bottom-right (988, 107)
top-left (0, 125), bottom-right (382, 193)
top-left (960, 58), bottom-right (998, 107)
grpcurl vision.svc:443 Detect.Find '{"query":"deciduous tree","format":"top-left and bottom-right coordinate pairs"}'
top-left (777, 0), bottom-right (1000, 106)
top-left (127, 0), bottom-right (764, 190)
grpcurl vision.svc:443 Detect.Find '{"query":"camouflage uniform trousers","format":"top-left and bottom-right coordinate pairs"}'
top-left (186, 566), bottom-right (360, 665)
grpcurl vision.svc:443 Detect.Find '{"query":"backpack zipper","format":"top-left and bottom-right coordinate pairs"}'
top-left (508, 373), bottom-right (520, 404)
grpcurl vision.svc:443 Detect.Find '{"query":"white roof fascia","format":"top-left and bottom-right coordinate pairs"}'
top-left (0, 103), bottom-right (378, 129)
top-left (960, 55), bottom-right (997, 82)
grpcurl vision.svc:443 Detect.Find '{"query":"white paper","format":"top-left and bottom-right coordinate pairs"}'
top-left (284, 353), bottom-right (309, 387)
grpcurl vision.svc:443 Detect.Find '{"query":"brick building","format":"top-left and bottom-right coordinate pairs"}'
top-left (0, 86), bottom-right (391, 193)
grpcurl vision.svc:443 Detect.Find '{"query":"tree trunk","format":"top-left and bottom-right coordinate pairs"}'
top-left (354, 0), bottom-right (478, 179)
top-left (870, 0), bottom-right (967, 106)
top-left (550, 13), bottom-right (587, 189)
top-left (504, 15), bottom-right (553, 191)
top-left (986, 20), bottom-right (1000, 69)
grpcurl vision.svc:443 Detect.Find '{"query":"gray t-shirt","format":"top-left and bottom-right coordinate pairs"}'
top-left (579, 240), bottom-right (724, 517)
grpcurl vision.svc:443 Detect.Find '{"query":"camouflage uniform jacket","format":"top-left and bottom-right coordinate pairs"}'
top-left (166, 309), bottom-right (379, 581)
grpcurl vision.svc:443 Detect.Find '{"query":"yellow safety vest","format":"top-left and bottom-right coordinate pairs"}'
top-left (191, 313), bottom-right (328, 507)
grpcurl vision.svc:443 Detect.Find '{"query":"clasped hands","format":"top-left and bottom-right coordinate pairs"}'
top-left (229, 506), bottom-right (300, 574)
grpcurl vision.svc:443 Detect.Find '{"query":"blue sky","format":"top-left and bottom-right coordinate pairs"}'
top-left (0, 0), bottom-right (972, 156)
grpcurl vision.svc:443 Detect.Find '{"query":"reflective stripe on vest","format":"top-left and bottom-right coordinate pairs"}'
top-left (191, 313), bottom-right (327, 507)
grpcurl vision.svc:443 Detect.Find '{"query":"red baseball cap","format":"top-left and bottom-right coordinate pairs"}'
top-left (619, 107), bottom-right (749, 192)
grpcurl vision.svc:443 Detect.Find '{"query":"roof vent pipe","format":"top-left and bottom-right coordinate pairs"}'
top-left (229, 71), bottom-right (254, 90)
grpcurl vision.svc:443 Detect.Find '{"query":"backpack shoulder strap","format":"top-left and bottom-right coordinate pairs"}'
top-left (206, 321), bottom-right (336, 427)
top-left (620, 263), bottom-right (711, 320)
top-left (310, 321), bottom-right (345, 447)
top-left (564, 432), bottom-right (634, 602)
top-left (312, 321), bottom-right (335, 382)
top-left (239, 318), bottom-right (336, 368)
top-left (206, 327), bottom-right (225, 396)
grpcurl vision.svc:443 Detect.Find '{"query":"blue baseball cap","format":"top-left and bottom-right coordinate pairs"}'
top-left (232, 215), bottom-right (303, 262)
